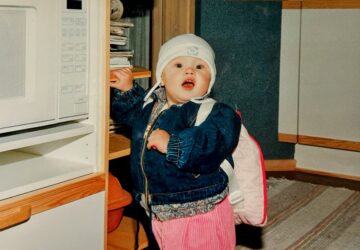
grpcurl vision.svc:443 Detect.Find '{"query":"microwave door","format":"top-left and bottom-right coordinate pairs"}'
top-left (0, 7), bottom-right (56, 132)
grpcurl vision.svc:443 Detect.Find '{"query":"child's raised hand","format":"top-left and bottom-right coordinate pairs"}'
top-left (109, 68), bottom-right (133, 91)
top-left (147, 128), bottom-right (170, 154)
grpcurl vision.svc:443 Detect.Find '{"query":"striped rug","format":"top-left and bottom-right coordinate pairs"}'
top-left (236, 178), bottom-right (360, 250)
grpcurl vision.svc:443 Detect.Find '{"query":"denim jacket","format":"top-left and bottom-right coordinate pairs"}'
top-left (111, 83), bottom-right (241, 214)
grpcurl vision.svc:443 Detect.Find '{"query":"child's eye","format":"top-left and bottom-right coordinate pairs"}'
top-left (196, 64), bottom-right (204, 70)
top-left (175, 63), bottom-right (182, 68)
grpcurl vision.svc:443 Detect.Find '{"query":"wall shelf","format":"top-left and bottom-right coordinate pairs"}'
top-left (109, 133), bottom-right (131, 160)
top-left (110, 66), bottom-right (151, 82)
top-left (108, 67), bottom-right (150, 161)
top-left (132, 66), bottom-right (151, 79)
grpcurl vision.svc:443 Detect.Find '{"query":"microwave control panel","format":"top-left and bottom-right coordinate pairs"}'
top-left (59, 0), bottom-right (88, 119)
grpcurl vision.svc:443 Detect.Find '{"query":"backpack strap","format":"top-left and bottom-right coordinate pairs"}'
top-left (194, 98), bottom-right (216, 126)
top-left (194, 98), bottom-right (244, 211)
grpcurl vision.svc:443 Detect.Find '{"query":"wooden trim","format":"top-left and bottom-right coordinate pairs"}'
top-left (151, 0), bottom-right (195, 86)
top-left (162, 0), bottom-right (195, 42)
top-left (151, 0), bottom-right (164, 86)
top-left (186, 0), bottom-right (196, 34)
top-left (283, 1), bottom-right (360, 9)
top-left (104, 0), bottom-right (111, 247)
top-left (278, 133), bottom-right (298, 143)
top-left (298, 135), bottom-right (360, 152)
top-left (283, 1), bottom-right (302, 9)
top-left (265, 159), bottom-right (297, 171)
top-left (0, 204), bottom-right (31, 230)
top-left (104, 0), bottom-right (110, 164)
top-left (302, 0), bottom-right (360, 9)
top-left (295, 167), bottom-right (360, 181)
top-left (0, 174), bottom-right (105, 228)
top-left (266, 164), bottom-right (360, 182)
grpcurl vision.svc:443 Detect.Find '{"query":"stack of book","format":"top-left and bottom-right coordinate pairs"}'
top-left (109, 1), bottom-right (134, 133)
top-left (110, 19), bottom-right (134, 69)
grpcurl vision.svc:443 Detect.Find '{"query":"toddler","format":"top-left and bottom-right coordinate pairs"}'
top-left (110, 33), bottom-right (240, 250)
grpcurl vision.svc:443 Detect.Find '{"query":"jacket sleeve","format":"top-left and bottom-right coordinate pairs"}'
top-left (111, 83), bottom-right (146, 127)
top-left (166, 103), bottom-right (241, 174)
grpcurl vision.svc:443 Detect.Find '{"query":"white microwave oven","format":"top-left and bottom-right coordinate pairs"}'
top-left (0, 0), bottom-right (91, 134)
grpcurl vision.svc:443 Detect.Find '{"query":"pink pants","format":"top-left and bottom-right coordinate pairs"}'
top-left (152, 197), bottom-right (236, 250)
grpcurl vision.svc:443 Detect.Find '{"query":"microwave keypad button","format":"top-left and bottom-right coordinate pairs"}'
top-left (75, 54), bottom-right (86, 62)
top-left (77, 97), bottom-right (87, 103)
top-left (74, 85), bottom-right (85, 92)
top-left (62, 55), bottom-right (74, 63)
top-left (61, 86), bottom-right (73, 94)
top-left (75, 65), bottom-right (86, 72)
top-left (63, 43), bottom-right (73, 51)
top-left (69, 29), bottom-right (76, 37)
top-left (73, 28), bottom-right (79, 37)
top-left (75, 18), bottom-right (86, 26)
top-left (62, 28), bottom-right (68, 37)
top-left (62, 65), bottom-right (74, 73)
top-left (75, 43), bottom-right (86, 51)
top-left (62, 17), bottom-right (74, 25)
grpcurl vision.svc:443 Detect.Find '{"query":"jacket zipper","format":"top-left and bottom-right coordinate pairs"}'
top-left (140, 110), bottom-right (166, 211)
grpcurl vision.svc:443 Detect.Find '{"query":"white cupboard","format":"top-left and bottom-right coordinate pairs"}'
top-left (279, 1), bottom-right (360, 178)
top-left (0, 192), bottom-right (105, 250)
top-left (298, 9), bottom-right (360, 144)
top-left (0, 0), bottom-right (109, 248)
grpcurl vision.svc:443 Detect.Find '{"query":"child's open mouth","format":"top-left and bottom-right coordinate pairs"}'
top-left (182, 79), bottom-right (195, 90)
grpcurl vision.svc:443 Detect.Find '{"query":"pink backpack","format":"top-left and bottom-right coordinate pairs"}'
top-left (195, 99), bottom-right (267, 227)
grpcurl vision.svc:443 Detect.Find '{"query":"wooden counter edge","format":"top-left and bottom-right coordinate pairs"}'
top-left (0, 173), bottom-right (106, 219)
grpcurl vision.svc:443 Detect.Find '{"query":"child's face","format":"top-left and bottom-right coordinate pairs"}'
top-left (162, 56), bottom-right (211, 105)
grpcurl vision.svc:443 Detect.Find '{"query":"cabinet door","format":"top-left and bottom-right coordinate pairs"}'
top-left (278, 7), bottom-right (301, 143)
top-left (0, 192), bottom-right (105, 250)
top-left (298, 9), bottom-right (360, 145)
top-left (279, 6), bottom-right (360, 151)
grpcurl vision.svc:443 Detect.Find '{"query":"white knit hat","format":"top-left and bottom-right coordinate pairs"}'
top-left (144, 33), bottom-right (216, 101)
